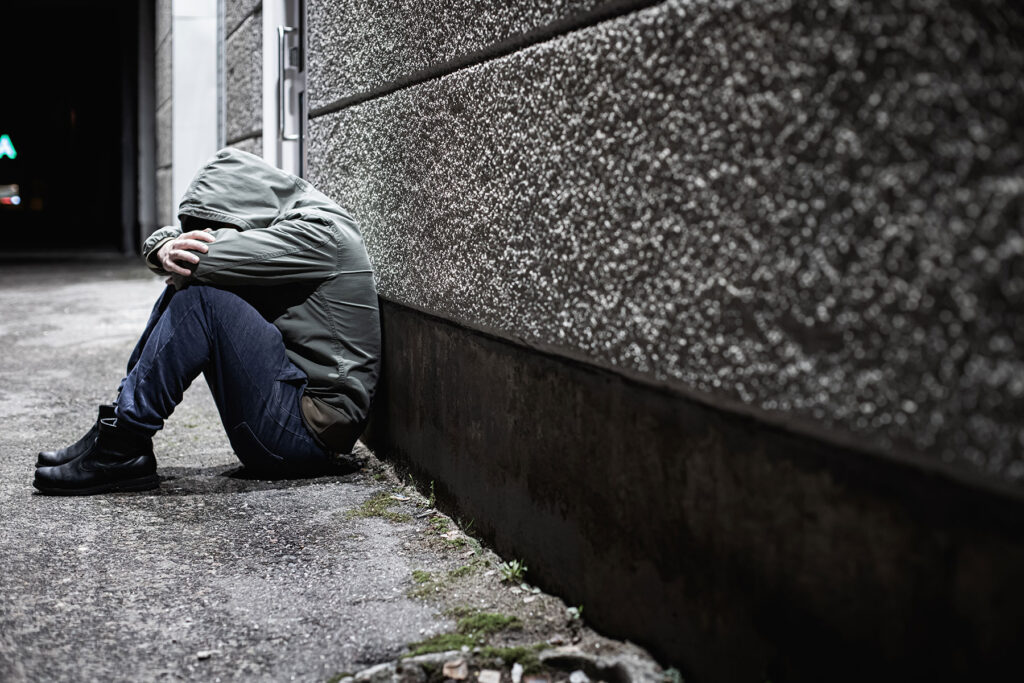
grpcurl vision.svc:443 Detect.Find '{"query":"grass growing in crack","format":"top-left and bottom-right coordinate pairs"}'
top-left (405, 632), bottom-right (476, 656)
top-left (448, 564), bottom-right (474, 579)
top-left (457, 612), bottom-right (521, 638)
top-left (498, 559), bottom-right (527, 583)
top-left (405, 611), bottom-right (523, 657)
top-left (345, 491), bottom-right (412, 523)
top-left (424, 515), bottom-right (474, 549)
top-left (408, 559), bottom-right (488, 599)
top-left (444, 604), bottom-right (476, 619)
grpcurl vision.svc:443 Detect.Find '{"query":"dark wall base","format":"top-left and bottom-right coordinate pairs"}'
top-left (365, 300), bottom-right (1024, 682)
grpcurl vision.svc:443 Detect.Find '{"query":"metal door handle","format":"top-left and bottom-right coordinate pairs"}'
top-left (277, 25), bottom-right (299, 141)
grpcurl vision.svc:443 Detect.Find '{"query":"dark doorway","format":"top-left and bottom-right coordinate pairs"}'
top-left (0, 1), bottom-right (139, 253)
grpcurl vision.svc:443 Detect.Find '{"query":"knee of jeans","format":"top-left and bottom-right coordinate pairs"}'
top-left (169, 284), bottom-right (242, 313)
top-left (194, 284), bottom-right (247, 311)
top-left (165, 284), bottom-right (204, 310)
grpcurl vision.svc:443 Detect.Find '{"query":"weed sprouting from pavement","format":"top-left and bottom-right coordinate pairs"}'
top-left (448, 564), bottom-right (474, 579)
top-left (456, 516), bottom-right (474, 535)
top-left (405, 611), bottom-right (523, 657)
top-left (405, 632), bottom-right (476, 656)
top-left (457, 612), bottom-right (521, 639)
top-left (498, 559), bottom-right (527, 583)
top-left (346, 491), bottom-right (412, 523)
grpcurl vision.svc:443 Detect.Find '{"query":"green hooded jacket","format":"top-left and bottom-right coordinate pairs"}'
top-left (141, 148), bottom-right (380, 453)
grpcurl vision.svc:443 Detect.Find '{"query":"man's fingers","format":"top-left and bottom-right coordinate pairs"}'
top-left (163, 257), bottom-right (193, 276)
top-left (172, 248), bottom-right (200, 264)
top-left (173, 238), bottom-right (211, 254)
top-left (181, 230), bottom-right (216, 243)
top-left (155, 230), bottom-right (212, 277)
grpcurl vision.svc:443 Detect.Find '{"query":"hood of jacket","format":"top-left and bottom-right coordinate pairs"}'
top-left (177, 148), bottom-right (329, 231)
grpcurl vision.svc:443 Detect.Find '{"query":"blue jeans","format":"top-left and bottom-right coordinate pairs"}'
top-left (115, 284), bottom-right (332, 473)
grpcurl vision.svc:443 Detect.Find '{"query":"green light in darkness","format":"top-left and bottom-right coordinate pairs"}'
top-left (0, 135), bottom-right (16, 160)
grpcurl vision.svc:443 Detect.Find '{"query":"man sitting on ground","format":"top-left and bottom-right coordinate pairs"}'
top-left (33, 148), bottom-right (381, 495)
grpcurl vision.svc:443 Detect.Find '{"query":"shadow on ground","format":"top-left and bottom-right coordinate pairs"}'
top-left (154, 465), bottom-right (365, 496)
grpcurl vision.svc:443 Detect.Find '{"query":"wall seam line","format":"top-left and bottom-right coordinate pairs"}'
top-left (308, 0), bottom-right (666, 119)
top-left (226, 129), bottom-right (263, 146)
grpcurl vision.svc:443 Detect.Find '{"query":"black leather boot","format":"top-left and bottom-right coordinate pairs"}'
top-left (36, 404), bottom-right (116, 467)
top-left (33, 418), bottom-right (159, 495)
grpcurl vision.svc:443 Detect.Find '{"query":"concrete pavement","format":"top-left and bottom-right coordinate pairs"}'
top-left (0, 259), bottom-right (666, 682)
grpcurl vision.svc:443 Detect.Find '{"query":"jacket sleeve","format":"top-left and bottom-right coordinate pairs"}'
top-left (141, 226), bottom-right (182, 275)
top-left (190, 217), bottom-right (339, 286)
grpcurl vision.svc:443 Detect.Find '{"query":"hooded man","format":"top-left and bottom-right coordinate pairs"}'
top-left (33, 148), bottom-right (381, 495)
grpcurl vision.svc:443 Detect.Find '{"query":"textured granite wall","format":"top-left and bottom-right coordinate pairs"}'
top-left (228, 135), bottom-right (262, 157)
top-left (154, 0), bottom-right (173, 226)
top-left (225, 9), bottom-right (262, 142)
top-left (306, 0), bottom-right (621, 110)
top-left (307, 0), bottom-right (1024, 489)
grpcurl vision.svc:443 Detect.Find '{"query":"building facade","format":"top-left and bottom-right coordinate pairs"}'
top-left (152, 1), bottom-right (1024, 678)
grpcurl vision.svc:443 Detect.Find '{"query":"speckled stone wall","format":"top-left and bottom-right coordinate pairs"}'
top-left (225, 0), bottom-right (260, 38)
top-left (156, 0), bottom-right (171, 50)
top-left (155, 0), bottom-right (173, 227)
top-left (155, 28), bottom-right (171, 110)
top-left (308, 0), bottom-right (1024, 489)
top-left (225, 9), bottom-right (262, 142)
top-left (229, 135), bottom-right (262, 157)
top-left (307, 0), bottom-right (620, 110)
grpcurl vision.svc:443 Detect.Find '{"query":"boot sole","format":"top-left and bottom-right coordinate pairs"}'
top-left (33, 474), bottom-right (160, 496)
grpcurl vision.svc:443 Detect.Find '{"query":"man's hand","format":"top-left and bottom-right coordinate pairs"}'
top-left (156, 229), bottom-right (216, 280)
